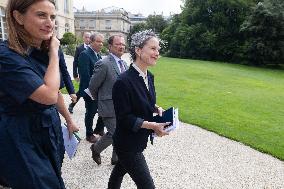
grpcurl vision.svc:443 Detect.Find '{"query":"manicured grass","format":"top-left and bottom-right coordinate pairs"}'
top-left (61, 80), bottom-right (79, 94)
top-left (150, 57), bottom-right (284, 160)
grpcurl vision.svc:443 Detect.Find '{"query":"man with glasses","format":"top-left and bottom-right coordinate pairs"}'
top-left (88, 35), bottom-right (128, 165)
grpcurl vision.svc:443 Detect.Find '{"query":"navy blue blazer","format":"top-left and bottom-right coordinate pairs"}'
top-left (58, 50), bottom-right (75, 94)
top-left (78, 46), bottom-right (101, 97)
top-left (112, 65), bottom-right (156, 152)
top-left (73, 44), bottom-right (86, 78)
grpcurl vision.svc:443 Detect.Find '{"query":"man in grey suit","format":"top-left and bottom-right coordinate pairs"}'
top-left (88, 35), bottom-right (128, 165)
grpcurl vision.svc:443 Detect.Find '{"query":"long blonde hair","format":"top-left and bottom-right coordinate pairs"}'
top-left (6, 0), bottom-right (55, 55)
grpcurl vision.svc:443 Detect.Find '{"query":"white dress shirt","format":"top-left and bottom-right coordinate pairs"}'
top-left (132, 63), bottom-right (149, 90)
top-left (110, 53), bottom-right (125, 73)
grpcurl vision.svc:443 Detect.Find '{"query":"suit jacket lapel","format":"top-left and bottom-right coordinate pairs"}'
top-left (130, 66), bottom-right (155, 108)
top-left (87, 47), bottom-right (100, 64)
top-left (81, 44), bottom-right (86, 50)
top-left (147, 74), bottom-right (156, 105)
top-left (122, 60), bottom-right (128, 70)
top-left (109, 55), bottom-right (120, 75)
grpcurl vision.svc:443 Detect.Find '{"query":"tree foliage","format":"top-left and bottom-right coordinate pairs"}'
top-left (161, 0), bottom-right (253, 62)
top-left (127, 23), bottom-right (148, 46)
top-left (60, 32), bottom-right (77, 56)
top-left (127, 15), bottom-right (168, 47)
top-left (240, 0), bottom-right (284, 66)
top-left (146, 14), bottom-right (168, 33)
top-left (128, 0), bottom-right (283, 66)
top-left (60, 32), bottom-right (77, 45)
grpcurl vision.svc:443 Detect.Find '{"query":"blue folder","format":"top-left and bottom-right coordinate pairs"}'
top-left (152, 107), bottom-right (174, 128)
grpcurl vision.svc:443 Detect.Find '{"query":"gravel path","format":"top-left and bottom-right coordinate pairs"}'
top-left (59, 95), bottom-right (284, 189)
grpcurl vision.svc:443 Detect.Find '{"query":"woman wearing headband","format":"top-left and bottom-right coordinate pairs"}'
top-left (108, 30), bottom-right (169, 189)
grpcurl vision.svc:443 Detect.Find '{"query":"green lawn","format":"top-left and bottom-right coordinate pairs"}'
top-left (150, 57), bottom-right (284, 160)
top-left (62, 57), bottom-right (284, 160)
top-left (61, 80), bottom-right (79, 94)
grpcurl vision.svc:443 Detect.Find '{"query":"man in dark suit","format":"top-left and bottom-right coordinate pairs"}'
top-left (78, 32), bottom-right (105, 143)
top-left (68, 32), bottom-right (90, 114)
top-left (89, 35), bottom-right (128, 165)
top-left (73, 32), bottom-right (90, 81)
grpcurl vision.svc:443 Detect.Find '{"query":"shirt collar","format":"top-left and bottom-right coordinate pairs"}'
top-left (132, 63), bottom-right (147, 78)
top-left (89, 46), bottom-right (99, 56)
top-left (110, 53), bottom-right (122, 64)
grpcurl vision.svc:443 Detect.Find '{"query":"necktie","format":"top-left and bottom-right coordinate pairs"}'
top-left (118, 60), bottom-right (125, 73)
top-left (97, 53), bottom-right (102, 60)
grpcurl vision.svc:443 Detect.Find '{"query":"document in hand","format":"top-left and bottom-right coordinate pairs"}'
top-left (61, 123), bottom-right (80, 159)
top-left (84, 88), bottom-right (94, 100)
top-left (152, 107), bottom-right (179, 133)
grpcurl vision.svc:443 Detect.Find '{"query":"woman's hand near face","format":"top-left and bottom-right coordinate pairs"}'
top-left (29, 35), bottom-right (60, 105)
top-left (48, 35), bottom-right (60, 57)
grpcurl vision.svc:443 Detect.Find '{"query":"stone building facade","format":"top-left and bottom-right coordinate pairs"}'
top-left (0, 0), bottom-right (7, 41)
top-left (74, 6), bottom-right (131, 39)
top-left (54, 0), bottom-right (74, 38)
top-left (128, 13), bottom-right (146, 25)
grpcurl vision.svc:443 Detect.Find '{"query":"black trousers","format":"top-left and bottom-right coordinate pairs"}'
top-left (83, 96), bottom-right (104, 137)
top-left (69, 91), bottom-right (81, 108)
top-left (108, 150), bottom-right (155, 189)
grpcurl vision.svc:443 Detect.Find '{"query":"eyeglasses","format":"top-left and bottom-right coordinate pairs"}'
top-left (113, 43), bottom-right (126, 47)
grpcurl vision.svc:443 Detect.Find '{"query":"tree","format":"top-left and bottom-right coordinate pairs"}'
top-left (60, 32), bottom-right (77, 56)
top-left (162, 0), bottom-right (254, 61)
top-left (60, 32), bottom-right (77, 45)
top-left (127, 15), bottom-right (168, 49)
top-left (161, 14), bottom-right (182, 57)
top-left (127, 23), bottom-right (148, 46)
top-left (240, 0), bottom-right (284, 66)
top-left (146, 14), bottom-right (168, 33)
top-left (130, 23), bottom-right (148, 35)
